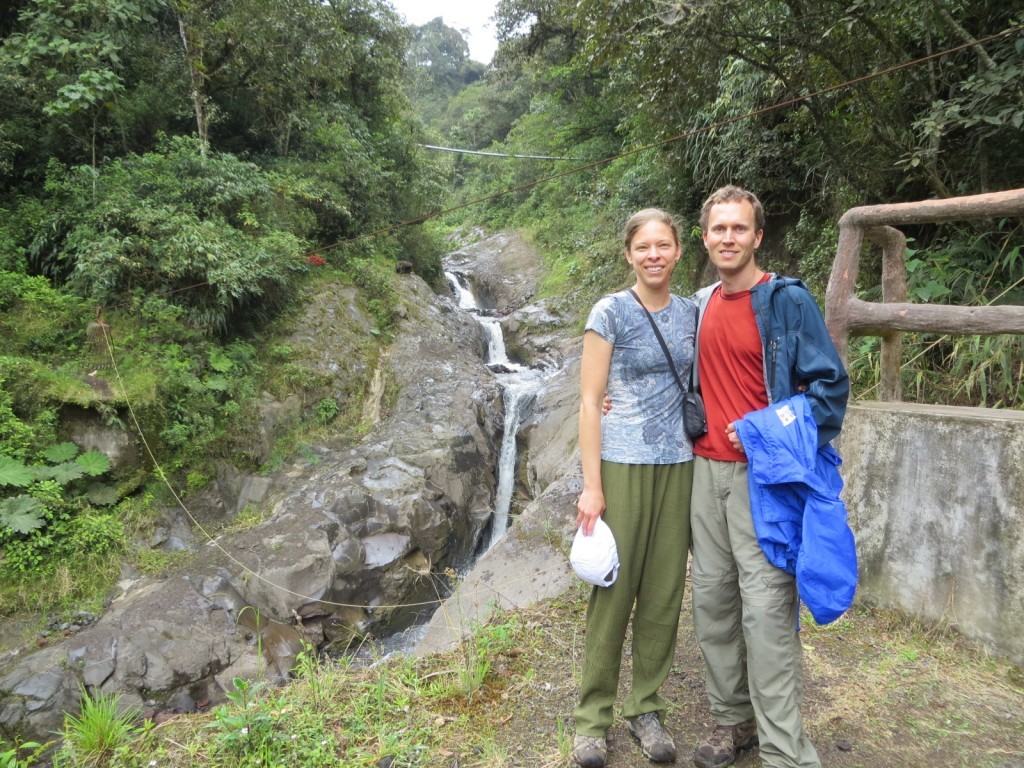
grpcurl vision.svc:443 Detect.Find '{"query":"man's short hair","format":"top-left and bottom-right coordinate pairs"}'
top-left (699, 185), bottom-right (765, 233)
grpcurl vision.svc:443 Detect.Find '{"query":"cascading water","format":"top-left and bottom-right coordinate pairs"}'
top-left (445, 271), bottom-right (550, 548)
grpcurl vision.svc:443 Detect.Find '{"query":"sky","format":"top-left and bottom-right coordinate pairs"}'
top-left (388, 0), bottom-right (500, 64)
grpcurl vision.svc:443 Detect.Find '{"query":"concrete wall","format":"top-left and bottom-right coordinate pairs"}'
top-left (838, 401), bottom-right (1024, 664)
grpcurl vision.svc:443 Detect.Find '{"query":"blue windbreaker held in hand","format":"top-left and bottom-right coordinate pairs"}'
top-left (735, 394), bottom-right (858, 625)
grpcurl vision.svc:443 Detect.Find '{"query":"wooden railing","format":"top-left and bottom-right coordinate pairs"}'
top-left (824, 188), bottom-right (1024, 401)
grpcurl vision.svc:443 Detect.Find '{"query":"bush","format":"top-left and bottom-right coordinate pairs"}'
top-left (0, 271), bottom-right (86, 358)
top-left (31, 137), bottom-right (309, 335)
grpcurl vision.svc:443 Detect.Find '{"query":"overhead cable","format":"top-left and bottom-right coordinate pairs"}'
top-left (418, 143), bottom-right (577, 161)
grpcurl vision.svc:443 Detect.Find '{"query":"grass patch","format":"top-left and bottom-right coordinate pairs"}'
top-left (132, 548), bottom-right (193, 578)
top-left (105, 616), bottom-right (532, 768)
top-left (57, 689), bottom-right (140, 767)
top-left (0, 550), bottom-right (121, 617)
top-left (219, 504), bottom-right (268, 535)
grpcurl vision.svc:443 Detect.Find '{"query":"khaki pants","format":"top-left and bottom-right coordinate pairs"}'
top-left (574, 460), bottom-right (693, 737)
top-left (690, 456), bottom-right (820, 768)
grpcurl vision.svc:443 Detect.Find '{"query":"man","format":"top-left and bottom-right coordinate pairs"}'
top-left (689, 185), bottom-right (848, 768)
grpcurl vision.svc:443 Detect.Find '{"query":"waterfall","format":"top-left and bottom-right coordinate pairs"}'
top-left (445, 270), bottom-right (548, 548)
top-left (480, 319), bottom-right (508, 365)
top-left (446, 271), bottom-right (479, 312)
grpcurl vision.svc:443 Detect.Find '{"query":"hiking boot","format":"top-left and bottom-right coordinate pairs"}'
top-left (572, 734), bottom-right (607, 768)
top-left (626, 711), bottom-right (677, 763)
top-left (692, 719), bottom-right (758, 768)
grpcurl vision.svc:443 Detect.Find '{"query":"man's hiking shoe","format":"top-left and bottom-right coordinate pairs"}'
top-left (692, 719), bottom-right (758, 768)
top-left (626, 711), bottom-right (677, 763)
top-left (572, 734), bottom-right (607, 768)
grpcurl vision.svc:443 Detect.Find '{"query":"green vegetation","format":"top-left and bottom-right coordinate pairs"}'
top-left (56, 689), bottom-right (140, 768)
top-left (0, 740), bottom-right (47, 768)
top-left (44, 616), bottom-right (526, 768)
top-left (421, 0), bottom-right (1023, 406)
top-left (0, 0), bottom-right (446, 616)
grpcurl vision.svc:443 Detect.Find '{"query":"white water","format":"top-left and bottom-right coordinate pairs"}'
top-left (445, 271), bottom-right (549, 547)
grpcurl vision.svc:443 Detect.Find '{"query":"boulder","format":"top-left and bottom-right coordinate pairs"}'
top-left (60, 405), bottom-right (142, 477)
top-left (0, 576), bottom-right (246, 742)
top-left (501, 300), bottom-right (571, 368)
top-left (519, 349), bottom-right (582, 495)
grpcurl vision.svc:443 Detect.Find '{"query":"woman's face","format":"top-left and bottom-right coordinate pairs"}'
top-left (625, 220), bottom-right (681, 291)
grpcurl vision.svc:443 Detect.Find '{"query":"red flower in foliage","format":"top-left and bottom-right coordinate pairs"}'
top-left (307, 253), bottom-right (327, 267)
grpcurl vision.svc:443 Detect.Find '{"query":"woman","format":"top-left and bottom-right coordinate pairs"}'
top-left (573, 208), bottom-right (697, 768)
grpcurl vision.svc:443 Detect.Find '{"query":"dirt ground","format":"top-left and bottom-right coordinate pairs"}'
top-left (457, 585), bottom-right (1024, 768)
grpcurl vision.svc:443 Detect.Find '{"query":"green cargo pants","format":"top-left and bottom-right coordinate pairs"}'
top-left (574, 460), bottom-right (693, 737)
top-left (690, 456), bottom-right (820, 768)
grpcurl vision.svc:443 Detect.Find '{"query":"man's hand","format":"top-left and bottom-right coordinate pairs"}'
top-left (601, 392), bottom-right (612, 416)
top-left (576, 488), bottom-right (606, 536)
top-left (725, 422), bottom-right (744, 453)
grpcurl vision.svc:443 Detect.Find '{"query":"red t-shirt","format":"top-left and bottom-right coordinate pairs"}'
top-left (693, 277), bottom-right (770, 462)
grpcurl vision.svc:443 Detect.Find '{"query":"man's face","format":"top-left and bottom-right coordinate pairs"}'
top-left (702, 200), bottom-right (764, 279)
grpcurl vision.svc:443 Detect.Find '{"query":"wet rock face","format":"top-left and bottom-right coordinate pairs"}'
top-left (502, 300), bottom-right (571, 369)
top-left (444, 232), bottom-right (543, 314)
top-left (0, 274), bottom-right (503, 743)
top-left (519, 348), bottom-right (582, 496)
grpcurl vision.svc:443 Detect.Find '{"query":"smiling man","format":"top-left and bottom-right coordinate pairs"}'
top-left (689, 186), bottom-right (849, 768)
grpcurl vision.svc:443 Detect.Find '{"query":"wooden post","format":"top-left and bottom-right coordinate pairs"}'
top-left (867, 226), bottom-right (907, 401)
top-left (825, 220), bottom-right (864, 363)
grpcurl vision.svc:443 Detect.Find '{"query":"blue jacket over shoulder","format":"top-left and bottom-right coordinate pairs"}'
top-left (735, 394), bottom-right (858, 625)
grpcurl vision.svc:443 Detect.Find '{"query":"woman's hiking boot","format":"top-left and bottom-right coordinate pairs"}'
top-left (626, 711), bottom-right (677, 762)
top-left (572, 734), bottom-right (607, 768)
top-left (692, 719), bottom-right (758, 768)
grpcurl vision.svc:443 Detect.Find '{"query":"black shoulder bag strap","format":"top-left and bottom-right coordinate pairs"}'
top-left (629, 289), bottom-right (707, 438)
top-left (628, 289), bottom-right (687, 395)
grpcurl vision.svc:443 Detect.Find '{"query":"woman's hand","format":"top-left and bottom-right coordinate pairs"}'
top-left (576, 487), bottom-right (606, 536)
top-left (725, 421), bottom-right (743, 452)
top-left (601, 392), bottom-right (612, 415)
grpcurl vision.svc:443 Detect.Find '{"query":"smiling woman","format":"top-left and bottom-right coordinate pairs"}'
top-left (388, 0), bottom-right (498, 63)
top-left (571, 208), bottom-right (698, 767)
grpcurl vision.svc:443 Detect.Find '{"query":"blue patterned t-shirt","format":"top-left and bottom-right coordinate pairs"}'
top-left (585, 291), bottom-right (697, 464)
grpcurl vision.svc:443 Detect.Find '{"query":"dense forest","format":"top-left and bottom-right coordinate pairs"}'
top-left (0, 0), bottom-right (1021, 689)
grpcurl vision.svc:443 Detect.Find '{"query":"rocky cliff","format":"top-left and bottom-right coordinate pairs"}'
top-left (0, 273), bottom-right (505, 742)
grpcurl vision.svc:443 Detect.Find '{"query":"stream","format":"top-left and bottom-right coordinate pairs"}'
top-left (351, 270), bottom-right (553, 662)
top-left (444, 270), bottom-right (551, 548)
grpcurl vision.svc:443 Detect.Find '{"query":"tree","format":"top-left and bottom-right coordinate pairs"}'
top-left (0, 0), bottom-right (160, 170)
top-left (406, 17), bottom-right (486, 131)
